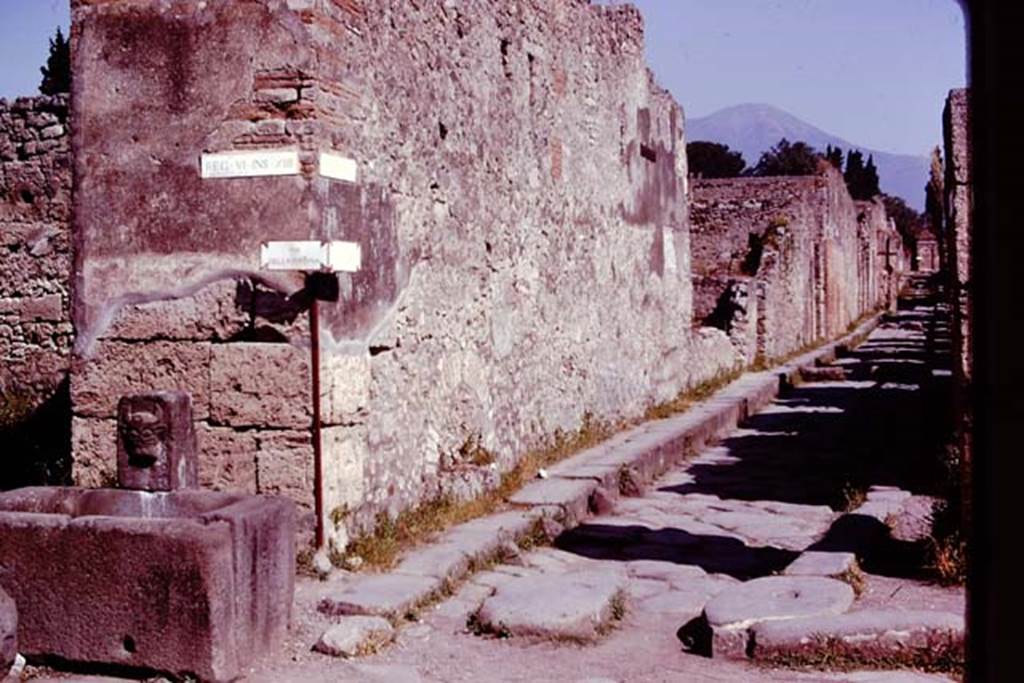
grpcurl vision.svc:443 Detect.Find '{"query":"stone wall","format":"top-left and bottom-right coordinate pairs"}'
top-left (0, 96), bottom-right (71, 398)
top-left (942, 87), bottom-right (971, 517)
top-left (69, 0), bottom-right (739, 547)
top-left (690, 169), bottom-right (901, 364)
top-left (0, 95), bottom-right (73, 489)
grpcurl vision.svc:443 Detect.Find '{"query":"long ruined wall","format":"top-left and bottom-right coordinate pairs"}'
top-left (0, 96), bottom-right (71, 399)
top-left (0, 95), bottom-right (73, 490)
top-left (69, 0), bottom-right (739, 546)
top-left (690, 168), bottom-right (902, 364)
top-left (942, 87), bottom-right (971, 518)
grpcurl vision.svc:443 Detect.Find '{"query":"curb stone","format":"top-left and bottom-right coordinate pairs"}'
top-left (316, 314), bottom-right (881, 640)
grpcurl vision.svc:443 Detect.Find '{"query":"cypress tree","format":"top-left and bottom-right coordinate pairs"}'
top-left (39, 27), bottom-right (71, 96)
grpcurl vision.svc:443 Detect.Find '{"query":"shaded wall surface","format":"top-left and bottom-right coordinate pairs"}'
top-left (69, 0), bottom-right (739, 546)
top-left (0, 95), bottom-right (72, 489)
top-left (943, 88), bottom-right (971, 512)
top-left (690, 169), bottom-right (902, 365)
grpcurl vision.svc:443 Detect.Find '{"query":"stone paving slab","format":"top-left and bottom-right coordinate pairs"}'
top-left (784, 551), bottom-right (858, 577)
top-left (704, 576), bottom-right (856, 658)
top-left (472, 568), bottom-right (627, 642)
top-left (318, 573), bottom-right (441, 620)
top-left (509, 477), bottom-right (598, 524)
top-left (750, 610), bottom-right (964, 665)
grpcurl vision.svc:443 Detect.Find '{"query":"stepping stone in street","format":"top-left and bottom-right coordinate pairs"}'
top-left (471, 568), bottom-right (627, 642)
top-left (702, 575), bottom-right (855, 658)
top-left (749, 610), bottom-right (963, 668)
top-left (313, 616), bottom-right (395, 658)
top-left (784, 551), bottom-right (858, 578)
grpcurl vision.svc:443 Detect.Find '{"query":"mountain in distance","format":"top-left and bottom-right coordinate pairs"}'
top-left (687, 103), bottom-right (929, 211)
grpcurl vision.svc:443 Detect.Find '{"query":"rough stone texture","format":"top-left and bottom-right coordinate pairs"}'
top-left (209, 343), bottom-right (311, 429)
top-left (750, 610), bottom-right (964, 664)
top-left (0, 587), bottom-right (15, 679)
top-left (68, 0), bottom-right (741, 547)
top-left (704, 575), bottom-right (855, 658)
top-left (0, 486), bottom-right (296, 682)
top-left (942, 88), bottom-right (971, 527)
top-left (691, 173), bottom-right (903, 364)
top-left (196, 424), bottom-right (258, 494)
top-left (473, 569), bottom-right (626, 641)
top-left (0, 96), bottom-right (71, 400)
top-left (313, 616), bottom-right (394, 659)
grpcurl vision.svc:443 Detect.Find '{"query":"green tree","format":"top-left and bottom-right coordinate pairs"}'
top-left (825, 144), bottom-right (844, 170)
top-left (924, 146), bottom-right (945, 269)
top-left (750, 138), bottom-right (822, 176)
top-left (39, 27), bottom-right (71, 96)
top-left (925, 146), bottom-right (944, 234)
top-left (686, 141), bottom-right (747, 178)
top-left (843, 149), bottom-right (865, 195)
top-left (861, 154), bottom-right (881, 198)
top-left (881, 193), bottom-right (926, 251)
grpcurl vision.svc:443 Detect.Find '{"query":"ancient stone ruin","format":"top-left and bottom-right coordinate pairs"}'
top-left (689, 170), bottom-right (903, 365)
top-left (0, 1), bottom-right (973, 681)
top-left (0, 0), bottom-right (908, 554)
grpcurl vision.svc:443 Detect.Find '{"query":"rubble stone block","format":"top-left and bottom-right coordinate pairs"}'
top-left (0, 587), bottom-right (16, 679)
top-left (197, 424), bottom-right (259, 494)
top-left (103, 279), bottom-right (250, 342)
top-left (71, 341), bottom-right (212, 419)
top-left (70, 417), bottom-right (116, 487)
top-left (313, 616), bottom-right (394, 658)
top-left (256, 430), bottom-right (314, 510)
top-left (321, 351), bottom-right (371, 425)
top-left (210, 343), bottom-right (311, 429)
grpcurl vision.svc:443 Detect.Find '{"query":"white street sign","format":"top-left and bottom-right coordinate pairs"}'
top-left (326, 240), bottom-right (361, 272)
top-left (319, 152), bottom-right (358, 182)
top-left (260, 240), bottom-right (362, 272)
top-left (201, 149), bottom-right (300, 178)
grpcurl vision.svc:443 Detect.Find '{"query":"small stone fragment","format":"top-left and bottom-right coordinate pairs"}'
top-left (313, 548), bottom-right (334, 580)
top-left (0, 588), bottom-right (16, 679)
top-left (313, 616), bottom-right (395, 658)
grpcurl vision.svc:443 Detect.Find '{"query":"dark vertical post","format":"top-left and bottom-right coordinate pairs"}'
top-left (310, 298), bottom-right (324, 549)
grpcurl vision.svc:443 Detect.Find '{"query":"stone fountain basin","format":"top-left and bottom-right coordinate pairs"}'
top-left (0, 486), bottom-right (296, 682)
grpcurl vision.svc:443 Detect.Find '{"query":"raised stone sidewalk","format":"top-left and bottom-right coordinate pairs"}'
top-left (315, 314), bottom-right (883, 635)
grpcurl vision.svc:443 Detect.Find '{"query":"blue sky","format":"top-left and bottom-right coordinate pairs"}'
top-left (0, 0), bottom-right (966, 156)
top-left (0, 0), bottom-right (70, 100)
top-left (605, 0), bottom-right (967, 156)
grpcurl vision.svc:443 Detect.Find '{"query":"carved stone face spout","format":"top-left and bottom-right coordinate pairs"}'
top-left (120, 403), bottom-right (170, 468)
top-left (116, 391), bottom-right (197, 492)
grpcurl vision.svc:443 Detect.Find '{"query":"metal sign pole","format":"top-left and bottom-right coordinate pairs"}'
top-left (258, 240), bottom-right (361, 552)
top-left (310, 295), bottom-right (325, 549)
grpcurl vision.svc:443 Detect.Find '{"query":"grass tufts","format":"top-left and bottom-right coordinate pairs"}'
top-left (643, 366), bottom-right (744, 421)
